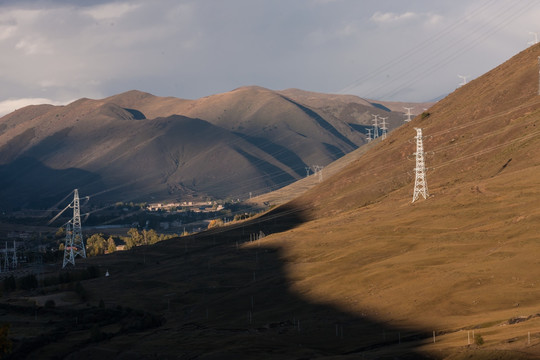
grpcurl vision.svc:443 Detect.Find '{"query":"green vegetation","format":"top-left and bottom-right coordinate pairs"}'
top-left (86, 233), bottom-right (107, 256)
top-left (474, 333), bottom-right (485, 346)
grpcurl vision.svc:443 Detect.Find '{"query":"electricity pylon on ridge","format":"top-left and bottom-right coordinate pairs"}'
top-left (458, 75), bottom-right (468, 87)
top-left (62, 189), bottom-right (86, 268)
top-left (412, 128), bottom-right (429, 203)
top-left (372, 114), bottom-right (379, 139)
top-left (404, 107), bottom-right (413, 122)
top-left (366, 128), bottom-right (373, 142)
top-left (312, 165), bottom-right (324, 183)
top-left (380, 117), bottom-right (388, 140)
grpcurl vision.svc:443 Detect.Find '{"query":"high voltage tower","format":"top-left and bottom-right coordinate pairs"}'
top-left (62, 189), bottom-right (87, 268)
top-left (412, 128), bottom-right (429, 203)
top-left (366, 128), bottom-right (373, 142)
top-left (1, 241), bottom-right (18, 272)
top-left (371, 114), bottom-right (379, 139)
top-left (311, 165), bottom-right (324, 183)
top-left (458, 75), bottom-right (468, 87)
top-left (380, 117), bottom-right (388, 140)
top-left (404, 107), bottom-right (413, 122)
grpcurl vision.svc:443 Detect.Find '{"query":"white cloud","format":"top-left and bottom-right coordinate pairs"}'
top-left (0, 18), bottom-right (16, 41)
top-left (82, 2), bottom-right (141, 21)
top-left (15, 36), bottom-right (53, 55)
top-left (0, 0), bottom-right (539, 105)
top-left (0, 98), bottom-right (67, 117)
top-left (371, 11), bottom-right (418, 24)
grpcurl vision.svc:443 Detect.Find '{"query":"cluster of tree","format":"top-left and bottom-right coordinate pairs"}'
top-left (123, 228), bottom-right (178, 250)
top-left (85, 234), bottom-right (117, 256)
top-left (78, 229), bottom-right (179, 256)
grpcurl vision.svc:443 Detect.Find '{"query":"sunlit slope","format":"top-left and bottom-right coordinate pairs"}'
top-left (259, 44), bottom-right (540, 356)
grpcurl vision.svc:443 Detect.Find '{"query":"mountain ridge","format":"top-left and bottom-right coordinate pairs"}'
top-left (0, 86), bottom-right (424, 209)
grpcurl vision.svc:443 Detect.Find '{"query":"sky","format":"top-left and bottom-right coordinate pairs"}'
top-left (0, 0), bottom-right (539, 116)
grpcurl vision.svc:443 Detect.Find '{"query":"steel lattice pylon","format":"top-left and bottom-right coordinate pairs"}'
top-left (62, 221), bottom-right (74, 268)
top-left (412, 128), bottom-right (429, 203)
top-left (62, 189), bottom-right (86, 268)
top-left (71, 189), bottom-right (86, 259)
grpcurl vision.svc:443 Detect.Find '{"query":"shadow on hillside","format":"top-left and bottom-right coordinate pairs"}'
top-left (67, 203), bottom-right (436, 359)
top-left (0, 157), bottom-right (105, 210)
top-left (233, 131), bottom-right (308, 177)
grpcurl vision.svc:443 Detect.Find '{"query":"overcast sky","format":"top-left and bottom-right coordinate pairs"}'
top-left (0, 0), bottom-right (539, 116)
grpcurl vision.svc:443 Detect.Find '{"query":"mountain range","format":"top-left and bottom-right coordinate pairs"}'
top-left (0, 86), bottom-right (426, 209)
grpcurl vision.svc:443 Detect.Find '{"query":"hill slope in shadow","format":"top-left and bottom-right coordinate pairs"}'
top-left (0, 87), bottom-right (413, 208)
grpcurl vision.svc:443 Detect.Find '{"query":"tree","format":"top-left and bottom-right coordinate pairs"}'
top-left (208, 219), bottom-right (224, 229)
top-left (127, 228), bottom-right (143, 247)
top-left (107, 236), bottom-right (116, 253)
top-left (55, 227), bottom-right (65, 239)
top-left (86, 234), bottom-right (106, 257)
top-left (143, 229), bottom-right (159, 244)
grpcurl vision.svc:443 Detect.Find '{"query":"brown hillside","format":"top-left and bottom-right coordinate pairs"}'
top-left (252, 43), bottom-right (540, 357)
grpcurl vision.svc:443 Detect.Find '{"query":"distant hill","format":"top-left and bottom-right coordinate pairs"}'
top-left (0, 86), bottom-right (418, 209)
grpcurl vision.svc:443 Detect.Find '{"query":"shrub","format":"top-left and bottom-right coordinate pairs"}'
top-left (207, 219), bottom-right (224, 229)
top-left (474, 333), bottom-right (484, 346)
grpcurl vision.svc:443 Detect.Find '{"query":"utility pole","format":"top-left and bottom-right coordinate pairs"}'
top-left (372, 114), bottom-right (379, 139)
top-left (380, 117), bottom-right (388, 140)
top-left (404, 107), bottom-right (413, 123)
top-left (412, 128), bottom-right (429, 203)
top-left (366, 128), bottom-right (373, 142)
